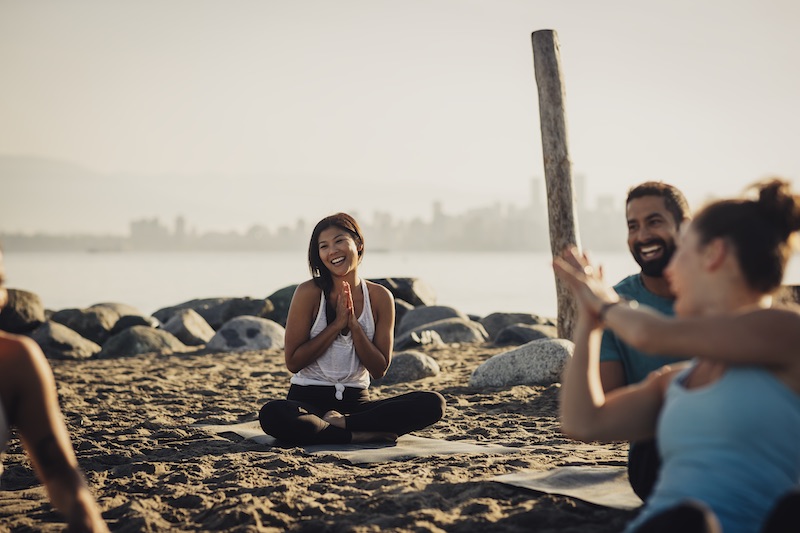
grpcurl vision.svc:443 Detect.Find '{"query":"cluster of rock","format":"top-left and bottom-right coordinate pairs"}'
top-left (0, 277), bottom-right (573, 387)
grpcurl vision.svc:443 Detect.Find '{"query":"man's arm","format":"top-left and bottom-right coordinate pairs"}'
top-left (599, 361), bottom-right (626, 393)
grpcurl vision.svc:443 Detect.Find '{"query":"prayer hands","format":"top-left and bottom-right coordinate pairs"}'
top-left (335, 281), bottom-right (357, 331)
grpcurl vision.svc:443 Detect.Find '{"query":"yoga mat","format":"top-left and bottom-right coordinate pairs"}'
top-left (304, 435), bottom-right (521, 464)
top-left (492, 465), bottom-right (643, 510)
top-left (193, 420), bottom-right (277, 446)
top-left (194, 421), bottom-right (521, 464)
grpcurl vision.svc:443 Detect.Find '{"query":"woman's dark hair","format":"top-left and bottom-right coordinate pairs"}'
top-left (307, 213), bottom-right (365, 322)
top-left (692, 178), bottom-right (800, 293)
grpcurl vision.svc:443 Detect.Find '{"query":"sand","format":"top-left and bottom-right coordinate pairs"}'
top-left (0, 343), bottom-right (636, 532)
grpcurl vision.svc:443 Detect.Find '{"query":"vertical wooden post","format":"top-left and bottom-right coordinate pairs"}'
top-left (531, 29), bottom-right (580, 340)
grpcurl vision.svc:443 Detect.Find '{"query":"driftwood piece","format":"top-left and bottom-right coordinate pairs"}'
top-left (532, 29), bottom-right (580, 340)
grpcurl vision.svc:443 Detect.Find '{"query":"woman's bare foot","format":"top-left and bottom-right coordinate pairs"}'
top-left (322, 410), bottom-right (346, 428)
top-left (350, 431), bottom-right (398, 444)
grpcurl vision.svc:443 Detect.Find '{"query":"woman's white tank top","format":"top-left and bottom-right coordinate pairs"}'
top-left (290, 281), bottom-right (374, 394)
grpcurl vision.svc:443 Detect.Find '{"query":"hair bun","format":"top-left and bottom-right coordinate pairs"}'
top-left (753, 178), bottom-right (800, 240)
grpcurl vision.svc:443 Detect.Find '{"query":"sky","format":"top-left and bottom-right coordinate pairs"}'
top-left (1, 0), bottom-right (799, 235)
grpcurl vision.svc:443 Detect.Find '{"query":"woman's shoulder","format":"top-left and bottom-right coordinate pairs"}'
top-left (365, 280), bottom-right (394, 303)
top-left (0, 332), bottom-right (39, 359)
top-left (0, 332), bottom-right (46, 377)
top-left (289, 280), bottom-right (323, 308)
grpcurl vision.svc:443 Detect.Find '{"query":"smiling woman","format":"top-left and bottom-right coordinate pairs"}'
top-left (258, 213), bottom-right (446, 446)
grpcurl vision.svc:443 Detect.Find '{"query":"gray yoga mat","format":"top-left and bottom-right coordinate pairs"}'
top-left (194, 420), bottom-right (521, 464)
top-left (492, 465), bottom-right (643, 510)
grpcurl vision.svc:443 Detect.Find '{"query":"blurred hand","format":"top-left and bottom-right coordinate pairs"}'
top-left (553, 247), bottom-right (619, 323)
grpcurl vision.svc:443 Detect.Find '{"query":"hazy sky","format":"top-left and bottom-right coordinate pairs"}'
top-left (2, 0), bottom-right (798, 235)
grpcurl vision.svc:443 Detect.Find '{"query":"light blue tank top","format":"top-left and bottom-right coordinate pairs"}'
top-left (626, 365), bottom-right (800, 533)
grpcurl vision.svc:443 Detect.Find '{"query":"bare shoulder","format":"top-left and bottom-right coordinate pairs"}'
top-left (0, 333), bottom-right (48, 394)
top-left (291, 280), bottom-right (322, 303)
top-left (0, 332), bottom-right (42, 366)
top-left (365, 281), bottom-right (394, 305)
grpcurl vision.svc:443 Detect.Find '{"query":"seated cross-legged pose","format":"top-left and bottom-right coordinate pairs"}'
top-left (0, 249), bottom-right (108, 532)
top-left (553, 178), bottom-right (800, 533)
top-left (259, 213), bottom-right (445, 445)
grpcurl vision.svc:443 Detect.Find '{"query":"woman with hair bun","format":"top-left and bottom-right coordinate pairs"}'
top-left (553, 179), bottom-right (800, 533)
top-left (259, 213), bottom-right (445, 445)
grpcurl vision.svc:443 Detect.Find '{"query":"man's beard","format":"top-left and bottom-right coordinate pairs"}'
top-left (632, 239), bottom-right (676, 277)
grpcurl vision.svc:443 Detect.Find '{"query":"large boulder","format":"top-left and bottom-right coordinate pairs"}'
top-left (0, 289), bottom-right (45, 334)
top-left (469, 338), bottom-right (574, 388)
top-left (207, 316), bottom-right (285, 352)
top-left (98, 326), bottom-right (187, 358)
top-left (404, 317), bottom-right (487, 345)
top-left (375, 351), bottom-right (440, 385)
top-left (494, 324), bottom-right (558, 346)
top-left (393, 298), bottom-right (415, 334)
top-left (153, 297), bottom-right (274, 330)
top-left (479, 312), bottom-right (555, 341)
top-left (370, 278), bottom-right (436, 307)
top-left (163, 309), bottom-right (215, 346)
top-left (397, 305), bottom-right (470, 336)
top-left (265, 285), bottom-right (298, 327)
top-left (50, 306), bottom-right (120, 345)
top-left (394, 329), bottom-right (445, 351)
top-left (52, 302), bottom-right (151, 344)
top-left (109, 314), bottom-right (160, 336)
top-left (30, 321), bottom-right (101, 360)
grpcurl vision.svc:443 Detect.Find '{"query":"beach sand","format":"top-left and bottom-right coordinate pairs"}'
top-left (0, 343), bottom-right (635, 532)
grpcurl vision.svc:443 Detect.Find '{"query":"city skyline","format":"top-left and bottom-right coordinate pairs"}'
top-left (0, 177), bottom-right (626, 253)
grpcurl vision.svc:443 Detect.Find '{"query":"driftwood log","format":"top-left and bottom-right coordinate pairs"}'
top-left (532, 29), bottom-right (580, 340)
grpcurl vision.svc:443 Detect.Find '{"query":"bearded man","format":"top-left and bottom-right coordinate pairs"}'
top-left (599, 181), bottom-right (691, 502)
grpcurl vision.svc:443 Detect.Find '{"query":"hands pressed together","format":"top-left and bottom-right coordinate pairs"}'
top-left (334, 281), bottom-right (360, 332)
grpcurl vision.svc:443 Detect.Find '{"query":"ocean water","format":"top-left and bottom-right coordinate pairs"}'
top-left (5, 251), bottom-right (800, 318)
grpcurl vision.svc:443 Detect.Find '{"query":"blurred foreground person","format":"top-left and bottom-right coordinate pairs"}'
top-left (0, 250), bottom-right (108, 532)
top-left (554, 179), bottom-right (800, 533)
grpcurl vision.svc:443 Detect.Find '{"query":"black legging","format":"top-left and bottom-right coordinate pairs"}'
top-left (628, 439), bottom-right (661, 501)
top-left (259, 384), bottom-right (446, 445)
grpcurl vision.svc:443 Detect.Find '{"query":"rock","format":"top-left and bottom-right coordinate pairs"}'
top-left (393, 298), bottom-right (415, 334)
top-left (397, 305), bottom-right (470, 336)
top-left (164, 309), bottom-right (215, 346)
top-left (91, 302), bottom-right (147, 319)
top-left (0, 289), bottom-right (45, 334)
top-left (370, 278), bottom-right (437, 307)
top-left (153, 297), bottom-right (275, 330)
top-left (394, 329), bottom-right (446, 351)
top-left (479, 312), bottom-right (555, 341)
top-left (375, 351), bottom-right (440, 385)
top-left (51, 306), bottom-right (120, 345)
top-left (266, 285), bottom-right (298, 327)
top-left (207, 316), bottom-right (285, 352)
top-left (110, 315), bottom-right (160, 336)
top-left (469, 338), bottom-right (574, 388)
top-left (406, 317), bottom-right (487, 345)
top-left (98, 326), bottom-right (187, 358)
top-left (30, 321), bottom-right (101, 360)
top-left (494, 324), bottom-right (559, 346)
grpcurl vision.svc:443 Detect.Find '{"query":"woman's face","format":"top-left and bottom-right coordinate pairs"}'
top-left (317, 227), bottom-right (361, 277)
top-left (665, 224), bottom-right (705, 317)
